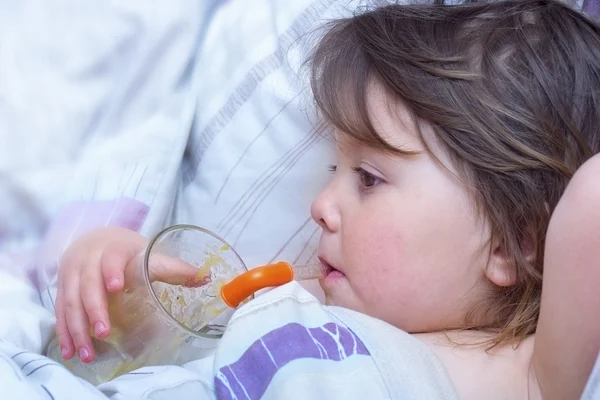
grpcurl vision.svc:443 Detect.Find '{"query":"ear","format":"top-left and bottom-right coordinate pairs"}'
top-left (485, 233), bottom-right (536, 288)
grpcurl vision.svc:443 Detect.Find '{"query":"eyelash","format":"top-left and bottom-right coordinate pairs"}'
top-left (352, 167), bottom-right (382, 193)
top-left (327, 164), bottom-right (382, 193)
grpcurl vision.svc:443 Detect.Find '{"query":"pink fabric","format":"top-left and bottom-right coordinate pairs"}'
top-left (31, 198), bottom-right (148, 291)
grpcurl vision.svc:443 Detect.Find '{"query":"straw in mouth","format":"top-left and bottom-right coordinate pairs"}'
top-left (290, 261), bottom-right (333, 281)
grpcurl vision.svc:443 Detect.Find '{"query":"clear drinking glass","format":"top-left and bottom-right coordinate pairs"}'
top-left (46, 224), bottom-right (250, 385)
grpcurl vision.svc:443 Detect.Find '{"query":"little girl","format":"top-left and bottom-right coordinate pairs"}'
top-left (51, 0), bottom-right (600, 398)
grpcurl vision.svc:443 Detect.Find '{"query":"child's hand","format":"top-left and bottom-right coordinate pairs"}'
top-left (55, 227), bottom-right (201, 364)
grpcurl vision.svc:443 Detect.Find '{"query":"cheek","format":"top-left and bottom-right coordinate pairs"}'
top-left (344, 213), bottom-right (412, 293)
top-left (342, 205), bottom-right (447, 304)
top-left (345, 208), bottom-right (400, 261)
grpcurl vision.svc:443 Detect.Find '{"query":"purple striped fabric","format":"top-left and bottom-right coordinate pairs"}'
top-left (214, 322), bottom-right (370, 400)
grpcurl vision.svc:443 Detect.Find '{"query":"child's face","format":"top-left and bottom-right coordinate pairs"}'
top-left (311, 83), bottom-right (495, 333)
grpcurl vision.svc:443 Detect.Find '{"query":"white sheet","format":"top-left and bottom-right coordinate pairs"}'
top-left (0, 0), bottom-right (219, 278)
top-left (1, 0), bottom-right (597, 398)
top-left (0, 273), bottom-right (459, 399)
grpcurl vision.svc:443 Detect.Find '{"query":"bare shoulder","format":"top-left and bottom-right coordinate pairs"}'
top-left (533, 153), bottom-right (600, 400)
top-left (414, 331), bottom-right (536, 400)
top-left (559, 154), bottom-right (600, 206)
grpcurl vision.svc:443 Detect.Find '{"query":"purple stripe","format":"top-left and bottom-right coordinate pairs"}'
top-left (584, 0), bottom-right (600, 19)
top-left (214, 322), bottom-right (369, 400)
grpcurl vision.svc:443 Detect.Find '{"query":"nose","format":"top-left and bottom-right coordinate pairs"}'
top-left (310, 182), bottom-right (341, 233)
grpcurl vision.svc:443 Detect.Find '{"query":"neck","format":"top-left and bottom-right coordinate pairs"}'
top-left (414, 331), bottom-right (540, 400)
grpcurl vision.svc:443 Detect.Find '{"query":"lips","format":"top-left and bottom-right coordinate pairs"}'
top-left (318, 256), bottom-right (343, 278)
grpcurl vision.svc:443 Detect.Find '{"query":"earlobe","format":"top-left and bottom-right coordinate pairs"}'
top-left (485, 239), bottom-right (518, 288)
top-left (485, 259), bottom-right (517, 287)
top-left (485, 230), bottom-right (538, 288)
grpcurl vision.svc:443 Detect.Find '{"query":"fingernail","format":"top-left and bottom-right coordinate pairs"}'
top-left (79, 347), bottom-right (90, 362)
top-left (107, 278), bottom-right (121, 290)
top-left (94, 321), bottom-right (107, 337)
top-left (60, 346), bottom-right (68, 359)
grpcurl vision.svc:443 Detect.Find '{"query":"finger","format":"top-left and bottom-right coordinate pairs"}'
top-left (63, 259), bottom-right (96, 363)
top-left (101, 243), bottom-right (134, 294)
top-left (54, 278), bottom-right (75, 360)
top-left (148, 253), bottom-right (210, 287)
top-left (81, 252), bottom-right (112, 340)
top-left (55, 249), bottom-right (83, 360)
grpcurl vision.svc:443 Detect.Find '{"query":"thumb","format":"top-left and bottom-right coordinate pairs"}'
top-left (147, 253), bottom-right (212, 287)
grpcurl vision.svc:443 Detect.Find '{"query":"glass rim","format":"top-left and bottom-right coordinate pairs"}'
top-left (143, 224), bottom-right (250, 339)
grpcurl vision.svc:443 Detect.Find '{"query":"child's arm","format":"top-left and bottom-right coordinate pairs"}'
top-left (533, 154), bottom-right (600, 400)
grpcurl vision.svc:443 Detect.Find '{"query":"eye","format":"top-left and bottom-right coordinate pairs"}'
top-left (327, 164), bottom-right (337, 174)
top-left (352, 167), bottom-right (383, 192)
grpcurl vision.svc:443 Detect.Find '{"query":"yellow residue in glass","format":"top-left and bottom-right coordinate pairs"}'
top-left (195, 252), bottom-right (225, 280)
top-left (160, 289), bottom-right (173, 314)
top-left (160, 290), bottom-right (169, 303)
top-left (219, 243), bottom-right (230, 252)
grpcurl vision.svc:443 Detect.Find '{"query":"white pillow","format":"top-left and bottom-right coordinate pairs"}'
top-left (0, 0), bottom-right (219, 303)
top-left (172, 0), bottom-right (374, 297)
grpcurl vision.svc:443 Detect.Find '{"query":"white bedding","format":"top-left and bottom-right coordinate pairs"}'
top-left (0, 0), bottom-right (219, 287)
top-left (0, 0), bottom-right (348, 303)
top-left (0, 0), bottom-right (598, 398)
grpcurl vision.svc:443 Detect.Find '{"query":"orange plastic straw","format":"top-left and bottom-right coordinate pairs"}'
top-left (220, 261), bottom-right (294, 308)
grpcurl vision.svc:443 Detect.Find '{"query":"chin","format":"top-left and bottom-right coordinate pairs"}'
top-left (321, 288), bottom-right (350, 309)
top-left (319, 276), bottom-right (353, 308)
top-left (323, 294), bottom-right (336, 306)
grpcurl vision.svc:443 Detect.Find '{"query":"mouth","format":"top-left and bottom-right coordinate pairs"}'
top-left (318, 257), bottom-right (344, 279)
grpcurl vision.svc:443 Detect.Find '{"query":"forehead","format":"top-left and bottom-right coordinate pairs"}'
top-left (333, 79), bottom-right (464, 177)
top-left (363, 79), bottom-right (424, 152)
top-left (332, 78), bottom-right (429, 156)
